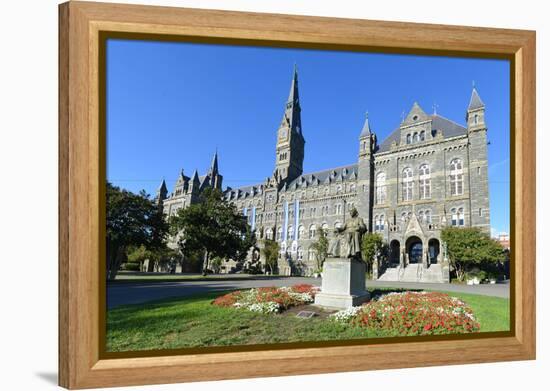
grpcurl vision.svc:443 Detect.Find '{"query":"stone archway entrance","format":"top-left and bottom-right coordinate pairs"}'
top-left (406, 236), bottom-right (423, 264)
top-left (389, 240), bottom-right (400, 265)
top-left (428, 238), bottom-right (440, 264)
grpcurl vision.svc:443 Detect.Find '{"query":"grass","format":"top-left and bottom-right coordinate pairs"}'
top-left (106, 288), bottom-right (510, 352)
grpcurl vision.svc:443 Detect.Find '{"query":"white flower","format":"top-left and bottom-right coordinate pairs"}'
top-left (330, 307), bottom-right (363, 322)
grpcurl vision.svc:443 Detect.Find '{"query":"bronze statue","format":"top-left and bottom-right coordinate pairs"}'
top-left (329, 207), bottom-right (367, 261)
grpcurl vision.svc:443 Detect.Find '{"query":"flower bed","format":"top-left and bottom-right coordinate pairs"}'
top-left (330, 291), bottom-right (480, 336)
top-left (212, 284), bottom-right (319, 314)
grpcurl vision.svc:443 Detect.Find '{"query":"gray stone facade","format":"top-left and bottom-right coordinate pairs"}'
top-left (157, 68), bottom-right (490, 282)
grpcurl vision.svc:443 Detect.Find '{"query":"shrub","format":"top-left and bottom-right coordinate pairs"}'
top-left (123, 262), bottom-right (141, 271)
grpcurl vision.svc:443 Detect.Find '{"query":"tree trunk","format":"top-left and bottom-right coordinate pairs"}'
top-left (107, 245), bottom-right (126, 281)
top-left (202, 250), bottom-right (209, 276)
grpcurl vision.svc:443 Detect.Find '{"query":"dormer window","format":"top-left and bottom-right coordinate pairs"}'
top-left (406, 134), bottom-right (411, 144)
top-left (413, 115), bottom-right (418, 121)
top-left (419, 130), bottom-right (425, 141)
top-left (413, 132), bottom-right (419, 142)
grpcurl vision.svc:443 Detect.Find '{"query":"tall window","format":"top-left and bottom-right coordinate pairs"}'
top-left (309, 224), bottom-right (316, 239)
top-left (374, 215), bottom-right (385, 231)
top-left (335, 204), bottom-right (343, 215)
top-left (450, 159), bottom-right (464, 196)
top-left (287, 226), bottom-right (294, 241)
top-left (321, 223), bottom-right (329, 234)
top-left (419, 130), bottom-right (425, 141)
top-left (451, 208), bottom-right (457, 226)
top-left (406, 134), bottom-right (412, 144)
top-left (413, 132), bottom-right (419, 142)
top-left (419, 164), bottom-right (431, 199)
top-left (458, 208), bottom-right (465, 226)
top-left (425, 210), bottom-right (432, 223)
top-left (402, 168), bottom-right (413, 201)
top-left (297, 247), bottom-right (303, 260)
top-left (277, 227), bottom-right (283, 241)
top-left (376, 172), bottom-right (387, 204)
top-left (298, 225), bottom-right (305, 240)
top-left (308, 248), bottom-right (316, 261)
top-left (266, 228), bottom-right (273, 240)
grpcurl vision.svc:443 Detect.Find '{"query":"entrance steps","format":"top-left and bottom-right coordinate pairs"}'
top-left (377, 263), bottom-right (446, 283)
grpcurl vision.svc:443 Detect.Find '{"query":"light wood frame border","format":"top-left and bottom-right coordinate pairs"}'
top-left (59, 1), bottom-right (536, 389)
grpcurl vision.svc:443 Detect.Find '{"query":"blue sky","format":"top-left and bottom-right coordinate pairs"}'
top-left (106, 39), bottom-right (510, 236)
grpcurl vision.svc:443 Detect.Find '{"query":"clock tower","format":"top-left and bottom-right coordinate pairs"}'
top-left (274, 65), bottom-right (305, 184)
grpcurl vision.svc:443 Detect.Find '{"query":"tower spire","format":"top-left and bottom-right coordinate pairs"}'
top-left (468, 87), bottom-right (485, 111)
top-left (359, 111), bottom-right (372, 137)
top-left (209, 150), bottom-right (219, 175)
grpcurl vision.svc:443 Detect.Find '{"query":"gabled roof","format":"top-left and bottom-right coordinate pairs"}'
top-left (377, 114), bottom-right (467, 153)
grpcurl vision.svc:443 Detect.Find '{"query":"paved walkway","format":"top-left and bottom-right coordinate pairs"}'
top-left (107, 277), bottom-right (509, 309)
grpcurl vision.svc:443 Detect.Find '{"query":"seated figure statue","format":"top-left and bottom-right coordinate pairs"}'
top-left (328, 207), bottom-right (367, 261)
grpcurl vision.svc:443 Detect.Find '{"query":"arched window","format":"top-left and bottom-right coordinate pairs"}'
top-left (350, 184), bottom-right (356, 192)
top-left (266, 228), bottom-right (273, 240)
top-left (450, 159), bottom-right (464, 196)
top-left (413, 132), bottom-right (419, 142)
top-left (309, 224), bottom-right (317, 239)
top-left (287, 226), bottom-right (294, 241)
top-left (451, 208), bottom-right (458, 226)
top-left (298, 225), bottom-right (305, 240)
top-left (375, 215), bottom-right (385, 231)
top-left (336, 185), bottom-right (342, 194)
top-left (335, 204), bottom-right (343, 215)
top-left (402, 167), bottom-right (413, 201)
top-left (308, 248), bottom-right (316, 261)
top-left (474, 114), bottom-right (479, 124)
top-left (277, 227), bottom-right (283, 241)
top-left (375, 172), bottom-right (386, 204)
top-left (406, 134), bottom-right (412, 144)
top-left (419, 130), bottom-right (425, 141)
top-left (321, 223), bottom-right (329, 234)
top-left (334, 222), bottom-right (342, 230)
top-left (458, 208), bottom-right (465, 226)
top-left (425, 210), bottom-right (432, 223)
top-left (401, 212), bottom-right (407, 222)
top-left (419, 211), bottom-right (424, 222)
top-left (297, 247), bottom-right (303, 260)
top-left (419, 164), bottom-right (431, 199)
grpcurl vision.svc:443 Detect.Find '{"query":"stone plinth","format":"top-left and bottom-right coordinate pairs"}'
top-left (314, 258), bottom-right (370, 309)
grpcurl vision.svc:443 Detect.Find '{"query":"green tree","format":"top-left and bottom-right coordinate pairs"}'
top-left (310, 227), bottom-right (329, 273)
top-left (106, 182), bottom-right (168, 280)
top-left (361, 233), bottom-right (385, 276)
top-left (170, 188), bottom-right (256, 275)
top-left (441, 227), bottom-right (504, 281)
top-left (262, 239), bottom-right (280, 274)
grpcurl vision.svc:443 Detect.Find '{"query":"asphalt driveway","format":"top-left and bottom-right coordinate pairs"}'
top-left (107, 277), bottom-right (509, 309)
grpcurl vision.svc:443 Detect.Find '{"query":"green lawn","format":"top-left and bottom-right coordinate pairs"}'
top-left (106, 289), bottom-right (510, 352)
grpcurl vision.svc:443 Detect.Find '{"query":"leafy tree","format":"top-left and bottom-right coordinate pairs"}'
top-left (361, 233), bottom-right (386, 276)
top-left (170, 188), bottom-right (256, 276)
top-left (106, 182), bottom-right (168, 280)
top-left (441, 227), bottom-right (505, 281)
top-left (310, 227), bottom-right (329, 273)
top-left (126, 245), bottom-right (149, 271)
top-left (262, 239), bottom-right (280, 274)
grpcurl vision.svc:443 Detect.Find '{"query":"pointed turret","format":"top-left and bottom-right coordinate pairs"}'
top-left (359, 112), bottom-right (372, 138)
top-left (466, 87), bottom-right (486, 131)
top-left (209, 150), bottom-right (219, 176)
top-left (468, 87), bottom-right (485, 111)
top-left (156, 179), bottom-right (168, 205)
top-left (287, 64), bottom-right (300, 107)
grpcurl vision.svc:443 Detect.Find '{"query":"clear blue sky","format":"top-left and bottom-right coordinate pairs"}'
top-left (106, 39), bottom-right (510, 237)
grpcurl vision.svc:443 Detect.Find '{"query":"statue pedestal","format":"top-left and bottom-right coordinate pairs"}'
top-left (314, 258), bottom-right (370, 309)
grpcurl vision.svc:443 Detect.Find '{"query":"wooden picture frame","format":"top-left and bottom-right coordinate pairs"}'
top-left (59, 1), bottom-right (536, 389)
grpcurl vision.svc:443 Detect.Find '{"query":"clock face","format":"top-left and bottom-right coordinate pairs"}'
top-left (280, 129), bottom-right (287, 139)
